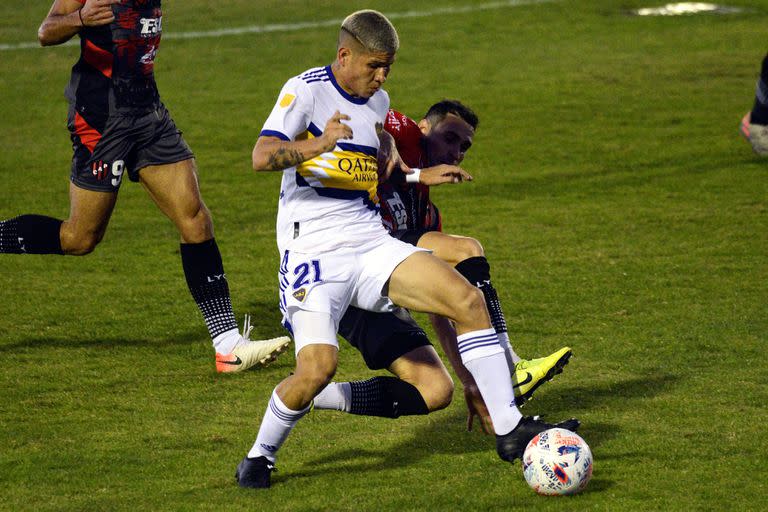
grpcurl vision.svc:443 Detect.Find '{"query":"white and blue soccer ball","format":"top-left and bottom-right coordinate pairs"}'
top-left (521, 428), bottom-right (593, 496)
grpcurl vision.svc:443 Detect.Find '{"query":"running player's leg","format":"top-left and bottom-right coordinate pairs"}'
top-left (1, 183), bottom-right (116, 256)
top-left (138, 158), bottom-right (289, 364)
top-left (138, 158), bottom-right (235, 345)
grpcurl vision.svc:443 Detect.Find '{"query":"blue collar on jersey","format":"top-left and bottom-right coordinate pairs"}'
top-left (326, 65), bottom-right (369, 105)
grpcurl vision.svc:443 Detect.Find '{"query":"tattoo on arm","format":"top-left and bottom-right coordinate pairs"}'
top-left (267, 147), bottom-right (307, 170)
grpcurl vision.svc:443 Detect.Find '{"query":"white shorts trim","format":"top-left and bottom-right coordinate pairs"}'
top-left (291, 310), bottom-right (339, 355)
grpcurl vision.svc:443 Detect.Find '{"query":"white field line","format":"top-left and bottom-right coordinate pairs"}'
top-left (0, 0), bottom-right (554, 51)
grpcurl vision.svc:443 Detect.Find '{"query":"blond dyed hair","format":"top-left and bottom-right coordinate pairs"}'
top-left (340, 10), bottom-right (399, 54)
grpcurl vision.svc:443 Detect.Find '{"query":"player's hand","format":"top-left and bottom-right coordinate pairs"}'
top-left (79, 0), bottom-right (120, 27)
top-left (417, 164), bottom-right (473, 186)
top-left (320, 111), bottom-right (353, 152)
top-left (464, 383), bottom-right (494, 435)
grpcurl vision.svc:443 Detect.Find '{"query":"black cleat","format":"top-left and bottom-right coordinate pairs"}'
top-left (235, 456), bottom-right (275, 489)
top-left (496, 416), bottom-right (581, 463)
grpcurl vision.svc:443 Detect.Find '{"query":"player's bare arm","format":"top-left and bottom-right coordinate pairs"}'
top-left (415, 164), bottom-right (473, 186)
top-left (38, 0), bottom-right (119, 46)
top-left (252, 111), bottom-right (353, 171)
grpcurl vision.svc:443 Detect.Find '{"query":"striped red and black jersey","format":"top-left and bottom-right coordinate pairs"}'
top-left (66, 0), bottom-right (162, 124)
top-left (379, 109), bottom-right (442, 234)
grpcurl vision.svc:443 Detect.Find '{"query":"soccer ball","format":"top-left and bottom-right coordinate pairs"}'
top-left (521, 428), bottom-right (593, 496)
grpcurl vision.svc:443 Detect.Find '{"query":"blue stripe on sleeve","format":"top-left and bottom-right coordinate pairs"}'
top-left (260, 130), bottom-right (290, 141)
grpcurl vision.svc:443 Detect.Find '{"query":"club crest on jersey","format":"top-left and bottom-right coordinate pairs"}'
top-left (91, 160), bottom-right (109, 180)
top-left (292, 288), bottom-right (307, 302)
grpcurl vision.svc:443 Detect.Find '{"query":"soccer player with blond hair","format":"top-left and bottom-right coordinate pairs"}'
top-left (238, 10), bottom-right (578, 488)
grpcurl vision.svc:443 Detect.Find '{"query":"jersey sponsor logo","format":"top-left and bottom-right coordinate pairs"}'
top-left (385, 193), bottom-right (408, 230)
top-left (298, 150), bottom-right (379, 201)
top-left (139, 17), bottom-right (163, 36)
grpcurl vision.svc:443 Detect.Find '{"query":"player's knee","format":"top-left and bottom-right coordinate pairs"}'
top-left (60, 227), bottom-right (102, 255)
top-left (304, 363), bottom-right (337, 392)
top-left (421, 374), bottom-right (454, 412)
top-left (296, 348), bottom-right (337, 392)
top-left (452, 285), bottom-right (486, 325)
top-left (178, 204), bottom-right (213, 243)
top-left (452, 237), bottom-right (484, 262)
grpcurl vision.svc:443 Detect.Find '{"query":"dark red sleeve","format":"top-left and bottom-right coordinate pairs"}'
top-left (384, 109), bottom-right (424, 169)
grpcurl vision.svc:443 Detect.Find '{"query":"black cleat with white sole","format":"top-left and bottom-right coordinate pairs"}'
top-left (496, 416), bottom-right (581, 463)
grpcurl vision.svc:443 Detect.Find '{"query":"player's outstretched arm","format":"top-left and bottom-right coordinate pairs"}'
top-left (252, 111), bottom-right (353, 172)
top-left (38, 0), bottom-right (119, 46)
top-left (429, 313), bottom-right (494, 434)
top-left (415, 165), bottom-right (473, 186)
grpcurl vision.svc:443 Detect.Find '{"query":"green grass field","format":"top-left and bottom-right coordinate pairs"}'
top-left (1, 0), bottom-right (767, 510)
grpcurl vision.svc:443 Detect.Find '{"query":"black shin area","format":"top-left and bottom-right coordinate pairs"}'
top-left (0, 215), bottom-right (63, 254)
top-left (454, 256), bottom-right (508, 334)
top-left (349, 376), bottom-right (429, 418)
top-left (180, 238), bottom-right (238, 339)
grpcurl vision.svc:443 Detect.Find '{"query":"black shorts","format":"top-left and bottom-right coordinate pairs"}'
top-left (390, 229), bottom-right (427, 247)
top-left (338, 306), bottom-right (431, 370)
top-left (68, 104), bottom-right (194, 192)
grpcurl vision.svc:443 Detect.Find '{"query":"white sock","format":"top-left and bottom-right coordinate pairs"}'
top-left (497, 331), bottom-right (522, 369)
top-left (213, 327), bottom-right (241, 354)
top-left (458, 328), bottom-right (523, 435)
top-left (248, 390), bottom-right (309, 462)
top-left (313, 382), bottom-right (351, 412)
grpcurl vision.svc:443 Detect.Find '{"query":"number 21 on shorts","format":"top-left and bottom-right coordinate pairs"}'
top-left (293, 260), bottom-right (322, 289)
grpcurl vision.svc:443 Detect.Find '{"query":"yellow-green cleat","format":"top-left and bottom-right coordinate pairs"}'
top-left (512, 347), bottom-right (572, 405)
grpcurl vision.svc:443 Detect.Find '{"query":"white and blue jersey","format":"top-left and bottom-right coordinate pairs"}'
top-left (260, 66), bottom-right (391, 253)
